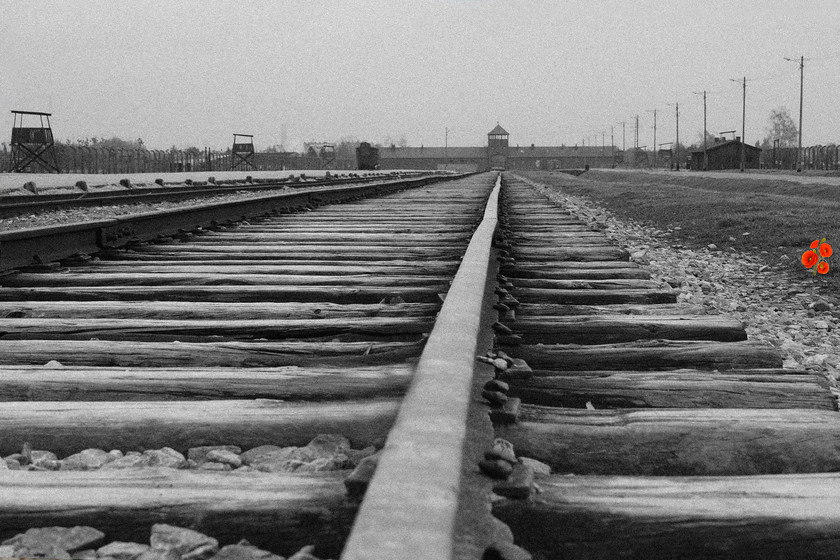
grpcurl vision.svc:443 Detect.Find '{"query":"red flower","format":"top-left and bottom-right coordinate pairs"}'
top-left (811, 239), bottom-right (820, 249)
top-left (802, 250), bottom-right (818, 268)
top-left (818, 261), bottom-right (830, 274)
top-left (820, 243), bottom-right (833, 258)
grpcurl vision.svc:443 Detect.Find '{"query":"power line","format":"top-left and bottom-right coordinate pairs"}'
top-left (807, 50), bottom-right (840, 61)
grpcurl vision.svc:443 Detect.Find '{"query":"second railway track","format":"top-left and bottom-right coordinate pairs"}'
top-left (0, 172), bottom-right (418, 220)
top-left (490, 174), bottom-right (840, 560)
top-left (0, 170), bottom-right (839, 559)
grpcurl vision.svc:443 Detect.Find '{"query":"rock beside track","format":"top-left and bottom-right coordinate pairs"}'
top-left (2, 434), bottom-right (376, 474)
top-left (1, 526), bottom-right (106, 558)
top-left (1, 523), bottom-right (334, 560)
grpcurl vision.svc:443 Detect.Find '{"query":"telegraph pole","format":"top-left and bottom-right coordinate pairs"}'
top-left (703, 92), bottom-right (707, 170)
top-left (785, 56), bottom-right (804, 171)
top-left (798, 56), bottom-right (804, 171)
top-left (675, 102), bottom-right (680, 171)
top-left (445, 127), bottom-right (449, 169)
top-left (646, 109), bottom-right (657, 168)
top-left (741, 77), bottom-right (746, 171)
top-left (611, 126), bottom-right (615, 168)
top-left (634, 115), bottom-right (639, 149)
top-left (667, 102), bottom-right (680, 171)
top-left (653, 110), bottom-right (657, 168)
top-left (730, 77), bottom-right (747, 171)
top-left (693, 90), bottom-right (708, 170)
top-left (617, 121), bottom-right (626, 168)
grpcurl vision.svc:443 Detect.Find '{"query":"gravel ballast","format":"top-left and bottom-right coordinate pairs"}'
top-left (3, 434), bottom-right (377, 473)
top-left (0, 523), bottom-right (333, 560)
top-left (522, 175), bottom-right (840, 394)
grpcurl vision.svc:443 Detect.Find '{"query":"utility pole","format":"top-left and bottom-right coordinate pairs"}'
top-left (798, 56), bottom-right (804, 171)
top-left (601, 130), bottom-right (607, 164)
top-left (634, 115), bottom-right (639, 149)
top-left (667, 102), bottom-right (680, 171)
top-left (785, 56), bottom-right (805, 170)
top-left (702, 92), bottom-right (707, 170)
top-left (646, 109), bottom-right (657, 168)
top-left (445, 127), bottom-right (449, 169)
top-left (611, 126), bottom-right (615, 168)
top-left (730, 77), bottom-right (747, 171)
top-left (674, 102), bottom-right (680, 171)
top-left (741, 77), bottom-right (746, 171)
top-left (693, 91), bottom-right (708, 170)
top-left (616, 121), bottom-right (626, 168)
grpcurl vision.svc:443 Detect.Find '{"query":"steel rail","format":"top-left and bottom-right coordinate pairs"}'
top-left (342, 174), bottom-right (500, 560)
top-left (0, 174), bottom-right (467, 272)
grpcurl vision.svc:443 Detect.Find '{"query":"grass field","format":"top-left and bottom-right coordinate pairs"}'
top-left (519, 169), bottom-right (840, 291)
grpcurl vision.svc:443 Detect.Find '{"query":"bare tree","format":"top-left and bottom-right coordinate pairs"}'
top-left (687, 131), bottom-right (716, 151)
top-left (382, 135), bottom-right (409, 148)
top-left (765, 107), bottom-right (798, 147)
top-left (333, 136), bottom-right (360, 161)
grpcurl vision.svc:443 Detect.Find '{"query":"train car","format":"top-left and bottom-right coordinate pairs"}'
top-left (356, 142), bottom-right (380, 170)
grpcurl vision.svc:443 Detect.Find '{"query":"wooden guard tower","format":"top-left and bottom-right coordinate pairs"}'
top-left (9, 110), bottom-right (60, 172)
top-left (231, 134), bottom-right (255, 170)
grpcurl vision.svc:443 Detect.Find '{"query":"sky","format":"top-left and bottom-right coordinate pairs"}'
top-left (2, 0), bottom-right (839, 152)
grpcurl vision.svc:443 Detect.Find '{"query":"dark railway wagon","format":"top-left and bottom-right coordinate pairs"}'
top-left (356, 142), bottom-right (380, 170)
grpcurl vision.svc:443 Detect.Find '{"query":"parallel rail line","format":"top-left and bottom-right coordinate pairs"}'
top-left (0, 172), bottom-right (425, 219)
top-left (0, 173), bottom-right (457, 272)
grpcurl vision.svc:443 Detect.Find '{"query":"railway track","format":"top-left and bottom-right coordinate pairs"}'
top-left (0, 172), bottom-right (418, 219)
top-left (0, 170), bottom-right (838, 559)
top-left (490, 174), bottom-right (840, 560)
top-left (0, 174), bottom-right (454, 271)
top-left (0, 172), bottom-right (497, 559)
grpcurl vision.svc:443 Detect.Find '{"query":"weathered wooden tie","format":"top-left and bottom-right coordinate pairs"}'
top-left (507, 369), bottom-right (834, 409)
top-left (4, 301), bottom-right (438, 320)
top-left (507, 315), bottom-right (747, 344)
top-left (0, 469), bottom-right (355, 559)
top-left (493, 473), bottom-right (840, 560)
top-left (0, 364), bottom-right (414, 401)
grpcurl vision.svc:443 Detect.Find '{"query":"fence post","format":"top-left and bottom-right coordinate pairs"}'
top-left (65, 146), bottom-right (74, 173)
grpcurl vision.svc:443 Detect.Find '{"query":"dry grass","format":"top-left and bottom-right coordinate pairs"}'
top-left (519, 169), bottom-right (840, 291)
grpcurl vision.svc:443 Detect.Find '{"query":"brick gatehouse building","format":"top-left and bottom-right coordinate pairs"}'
top-left (378, 124), bottom-right (618, 172)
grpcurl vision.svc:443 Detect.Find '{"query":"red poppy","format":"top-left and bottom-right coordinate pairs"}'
top-left (818, 261), bottom-right (830, 274)
top-left (802, 250), bottom-right (818, 268)
top-left (811, 239), bottom-right (820, 249)
top-left (820, 243), bottom-right (833, 258)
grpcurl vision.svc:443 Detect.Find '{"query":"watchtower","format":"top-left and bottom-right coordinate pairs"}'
top-left (320, 143), bottom-right (336, 168)
top-left (488, 123), bottom-right (509, 170)
top-left (230, 134), bottom-right (255, 170)
top-left (8, 110), bottom-right (60, 172)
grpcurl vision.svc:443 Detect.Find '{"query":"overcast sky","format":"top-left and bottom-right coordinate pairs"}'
top-left (2, 0), bottom-right (839, 152)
